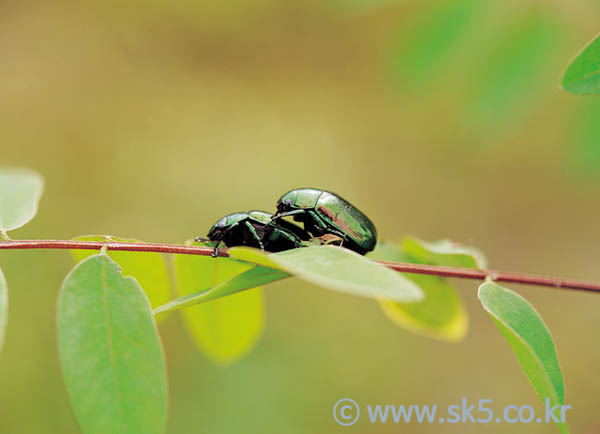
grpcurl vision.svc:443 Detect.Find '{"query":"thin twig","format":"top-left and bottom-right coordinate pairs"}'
top-left (1, 239), bottom-right (599, 294)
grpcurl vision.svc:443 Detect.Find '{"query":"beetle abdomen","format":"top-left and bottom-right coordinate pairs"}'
top-left (316, 191), bottom-right (377, 252)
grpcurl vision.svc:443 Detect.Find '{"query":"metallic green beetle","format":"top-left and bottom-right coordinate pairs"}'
top-left (272, 188), bottom-right (377, 255)
top-left (196, 210), bottom-right (309, 256)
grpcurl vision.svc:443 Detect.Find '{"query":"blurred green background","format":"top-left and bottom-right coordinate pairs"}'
top-left (1, 0), bottom-right (600, 432)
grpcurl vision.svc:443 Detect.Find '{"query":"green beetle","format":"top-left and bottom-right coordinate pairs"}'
top-left (272, 188), bottom-right (377, 255)
top-left (196, 210), bottom-right (309, 256)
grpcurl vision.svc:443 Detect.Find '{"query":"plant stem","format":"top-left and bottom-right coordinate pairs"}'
top-left (1, 239), bottom-right (599, 294)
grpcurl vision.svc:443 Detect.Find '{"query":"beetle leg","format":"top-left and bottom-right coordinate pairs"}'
top-left (275, 227), bottom-right (306, 248)
top-left (244, 221), bottom-right (265, 250)
top-left (271, 219), bottom-right (310, 240)
top-left (332, 231), bottom-right (346, 248)
top-left (306, 211), bottom-right (347, 245)
top-left (307, 210), bottom-right (331, 233)
top-left (271, 210), bottom-right (305, 220)
top-left (318, 234), bottom-right (344, 246)
top-left (328, 228), bottom-right (347, 241)
top-left (194, 236), bottom-right (210, 242)
top-left (211, 241), bottom-right (221, 258)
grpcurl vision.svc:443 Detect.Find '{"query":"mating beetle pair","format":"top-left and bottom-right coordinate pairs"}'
top-left (196, 188), bottom-right (377, 256)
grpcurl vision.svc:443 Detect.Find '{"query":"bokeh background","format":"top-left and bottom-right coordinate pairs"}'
top-left (1, 0), bottom-right (599, 432)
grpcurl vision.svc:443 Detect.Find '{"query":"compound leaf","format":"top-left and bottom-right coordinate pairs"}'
top-left (0, 168), bottom-right (44, 235)
top-left (479, 281), bottom-right (568, 434)
top-left (57, 254), bottom-right (167, 434)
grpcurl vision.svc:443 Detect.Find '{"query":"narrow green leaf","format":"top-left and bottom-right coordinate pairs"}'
top-left (479, 282), bottom-right (568, 434)
top-left (71, 235), bottom-right (171, 310)
top-left (562, 33), bottom-right (600, 95)
top-left (402, 236), bottom-right (487, 268)
top-left (369, 242), bottom-right (468, 342)
top-left (57, 254), bottom-right (167, 434)
top-left (235, 246), bottom-right (423, 302)
top-left (0, 168), bottom-right (44, 235)
top-left (0, 267), bottom-right (7, 352)
top-left (172, 246), bottom-right (269, 364)
top-left (154, 265), bottom-right (288, 314)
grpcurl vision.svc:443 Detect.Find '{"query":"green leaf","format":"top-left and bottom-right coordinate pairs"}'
top-left (180, 290), bottom-right (264, 365)
top-left (0, 267), bottom-right (7, 352)
top-left (234, 246), bottom-right (423, 302)
top-left (71, 235), bottom-right (171, 310)
top-left (157, 244), bottom-right (424, 315)
top-left (379, 278), bottom-right (467, 342)
top-left (0, 168), bottom-right (44, 235)
top-left (402, 236), bottom-right (487, 268)
top-left (57, 254), bottom-right (167, 434)
top-left (368, 242), bottom-right (468, 342)
top-left (228, 246), bottom-right (287, 270)
top-left (154, 264), bottom-right (288, 314)
top-left (171, 245), bottom-right (269, 364)
top-left (478, 282), bottom-right (568, 434)
top-left (562, 33), bottom-right (600, 95)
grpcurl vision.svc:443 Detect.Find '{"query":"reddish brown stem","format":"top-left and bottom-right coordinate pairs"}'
top-left (1, 239), bottom-right (599, 294)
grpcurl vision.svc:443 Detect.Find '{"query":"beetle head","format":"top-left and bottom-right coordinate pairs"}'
top-left (206, 216), bottom-right (228, 241)
top-left (277, 190), bottom-right (297, 212)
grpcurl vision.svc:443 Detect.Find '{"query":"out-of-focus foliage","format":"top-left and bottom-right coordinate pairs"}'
top-left (389, 0), bottom-right (486, 87)
top-left (0, 268), bottom-right (7, 352)
top-left (368, 240), bottom-right (472, 342)
top-left (479, 282), bottom-right (568, 434)
top-left (57, 254), bottom-right (167, 434)
top-left (563, 33), bottom-right (600, 95)
top-left (571, 100), bottom-right (600, 170)
top-left (173, 242), bottom-right (266, 365)
top-left (466, 13), bottom-right (561, 131)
